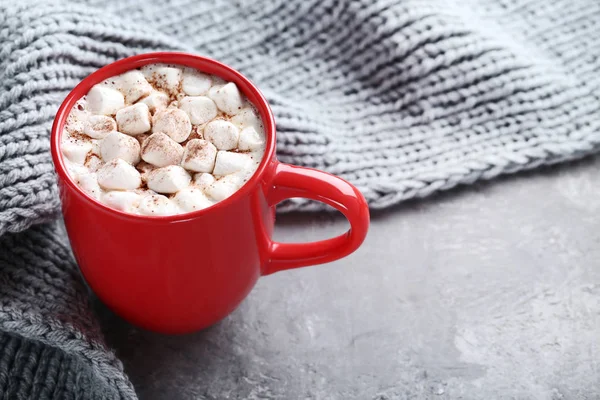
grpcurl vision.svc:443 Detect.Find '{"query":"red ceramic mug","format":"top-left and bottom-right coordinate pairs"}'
top-left (51, 52), bottom-right (369, 334)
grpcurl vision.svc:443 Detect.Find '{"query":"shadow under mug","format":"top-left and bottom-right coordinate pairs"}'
top-left (51, 52), bottom-right (370, 334)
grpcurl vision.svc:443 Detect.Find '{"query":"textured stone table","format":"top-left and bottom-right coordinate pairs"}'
top-left (99, 156), bottom-right (600, 400)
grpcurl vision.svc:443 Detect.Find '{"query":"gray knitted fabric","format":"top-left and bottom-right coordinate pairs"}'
top-left (1, 0), bottom-right (599, 398)
top-left (0, 223), bottom-right (136, 399)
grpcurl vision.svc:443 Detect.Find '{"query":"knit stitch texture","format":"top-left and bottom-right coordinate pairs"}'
top-left (0, 0), bottom-right (599, 398)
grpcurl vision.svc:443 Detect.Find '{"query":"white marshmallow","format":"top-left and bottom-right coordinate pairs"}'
top-left (213, 151), bottom-right (252, 176)
top-left (208, 83), bottom-right (244, 115)
top-left (116, 70), bottom-right (153, 103)
top-left (85, 154), bottom-right (103, 172)
top-left (64, 158), bottom-right (89, 179)
top-left (83, 115), bottom-right (116, 139)
top-left (87, 85), bottom-right (125, 115)
top-left (179, 96), bottom-right (217, 125)
top-left (77, 172), bottom-right (102, 200)
top-left (238, 127), bottom-right (264, 151)
top-left (138, 194), bottom-right (181, 216)
top-left (141, 132), bottom-right (184, 167)
top-left (147, 165), bottom-right (191, 194)
top-left (100, 131), bottom-right (141, 165)
top-left (98, 78), bottom-right (119, 90)
top-left (182, 69), bottom-right (212, 96)
top-left (103, 191), bottom-right (142, 213)
top-left (97, 159), bottom-right (142, 190)
top-left (90, 139), bottom-right (101, 156)
top-left (65, 120), bottom-right (84, 137)
top-left (152, 108), bottom-right (192, 143)
top-left (181, 139), bottom-right (217, 173)
top-left (194, 172), bottom-right (215, 190)
top-left (203, 120), bottom-right (239, 150)
top-left (139, 91), bottom-right (169, 114)
top-left (231, 107), bottom-right (263, 131)
top-left (206, 174), bottom-right (244, 201)
top-left (140, 64), bottom-right (162, 79)
top-left (116, 103), bottom-right (151, 135)
top-left (147, 66), bottom-right (182, 95)
top-left (172, 187), bottom-right (213, 212)
top-left (66, 105), bottom-right (87, 134)
top-left (61, 139), bottom-right (92, 164)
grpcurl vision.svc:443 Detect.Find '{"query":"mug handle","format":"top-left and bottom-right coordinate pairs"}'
top-left (264, 162), bottom-right (370, 274)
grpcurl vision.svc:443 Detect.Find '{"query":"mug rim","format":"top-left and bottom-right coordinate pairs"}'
top-left (51, 52), bottom-right (277, 222)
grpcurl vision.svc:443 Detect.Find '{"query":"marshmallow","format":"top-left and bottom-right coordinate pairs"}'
top-left (182, 69), bottom-right (212, 96)
top-left (116, 70), bottom-right (153, 103)
top-left (140, 64), bottom-right (162, 79)
top-left (77, 172), bottom-right (102, 200)
top-left (64, 158), bottom-right (89, 179)
top-left (206, 174), bottom-right (244, 201)
top-left (152, 108), bottom-right (192, 143)
top-left (146, 66), bottom-right (182, 95)
top-left (213, 151), bottom-right (252, 176)
top-left (194, 172), bottom-right (215, 190)
top-left (238, 127), bottom-right (264, 151)
top-left (90, 139), bottom-right (101, 156)
top-left (87, 85), bottom-right (125, 115)
top-left (99, 77), bottom-right (119, 90)
top-left (83, 115), bottom-right (116, 139)
top-left (139, 90), bottom-right (169, 114)
top-left (141, 132), bottom-right (184, 167)
top-left (65, 120), bottom-right (84, 137)
top-left (138, 194), bottom-right (181, 216)
top-left (66, 104), bottom-right (87, 134)
top-left (103, 191), bottom-right (142, 213)
top-left (85, 154), bottom-right (103, 172)
top-left (230, 107), bottom-right (263, 132)
top-left (97, 159), bottom-right (142, 190)
top-left (208, 83), bottom-right (244, 115)
top-left (172, 187), bottom-right (213, 212)
top-left (147, 165), bottom-right (191, 194)
top-left (61, 139), bottom-right (92, 164)
top-left (208, 82), bottom-right (244, 115)
top-left (100, 131), bottom-right (141, 165)
top-left (182, 139), bottom-right (217, 173)
top-left (116, 103), bottom-right (151, 135)
top-left (203, 120), bottom-right (239, 150)
top-left (179, 96), bottom-right (217, 125)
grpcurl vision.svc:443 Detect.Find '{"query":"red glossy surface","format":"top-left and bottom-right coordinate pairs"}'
top-left (51, 52), bottom-right (369, 334)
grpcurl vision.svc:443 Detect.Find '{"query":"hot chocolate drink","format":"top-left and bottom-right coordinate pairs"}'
top-left (61, 64), bottom-right (265, 216)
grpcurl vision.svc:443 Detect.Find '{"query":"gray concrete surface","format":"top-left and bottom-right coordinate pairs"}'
top-left (98, 156), bottom-right (600, 400)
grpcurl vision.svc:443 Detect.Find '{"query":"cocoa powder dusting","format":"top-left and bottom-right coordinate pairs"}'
top-left (136, 161), bottom-right (155, 186)
top-left (135, 134), bottom-right (150, 147)
top-left (182, 125), bottom-right (203, 146)
top-left (69, 131), bottom-right (91, 143)
top-left (84, 152), bottom-right (98, 165)
top-left (93, 119), bottom-right (113, 132)
top-left (151, 71), bottom-right (180, 101)
top-left (232, 148), bottom-right (251, 154)
top-left (140, 136), bottom-right (160, 153)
